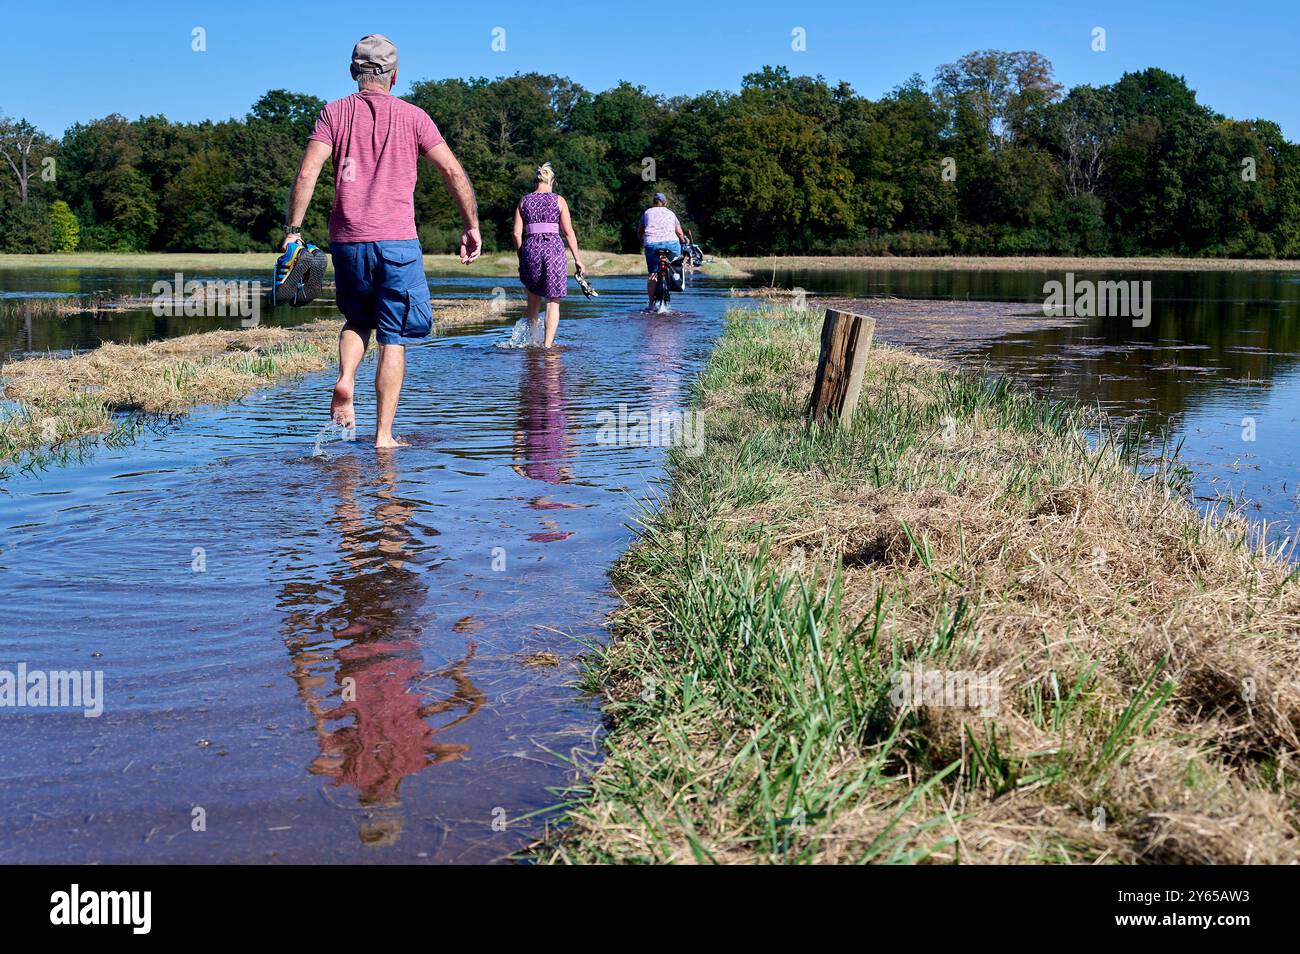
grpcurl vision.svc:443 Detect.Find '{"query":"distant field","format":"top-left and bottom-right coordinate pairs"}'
top-left (7, 251), bottom-right (1288, 281)
top-left (731, 254), bottom-right (1300, 274)
top-left (0, 251), bottom-right (741, 278)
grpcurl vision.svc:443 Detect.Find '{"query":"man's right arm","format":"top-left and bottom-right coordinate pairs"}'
top-left (423, 142), bottom-right (481, 264)
top-left (283, 140), bottom-right (332, 250)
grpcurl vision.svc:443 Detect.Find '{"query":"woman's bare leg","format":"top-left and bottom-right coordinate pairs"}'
top-left (525, 292), bottom-right (544, 344)
top-left (543, 299), bottom-right (560, 348)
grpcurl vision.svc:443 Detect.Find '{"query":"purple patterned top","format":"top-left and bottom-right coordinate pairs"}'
top-left (520, 191), bottom-right (561, 225)
top-left (517, 191), bottom-right (568, 299)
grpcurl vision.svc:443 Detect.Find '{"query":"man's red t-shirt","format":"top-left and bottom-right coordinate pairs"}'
top-left (308, 90), bottom-right (445, 243)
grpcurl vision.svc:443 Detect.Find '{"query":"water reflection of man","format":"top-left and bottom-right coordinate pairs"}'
top-left (278, 452), bottom-right (483, 847)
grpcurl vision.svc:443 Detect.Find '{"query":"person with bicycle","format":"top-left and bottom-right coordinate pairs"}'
top-left (649, 247), bottom-right (676, 310)
top-left (638, 192), bottom-right (687, 310)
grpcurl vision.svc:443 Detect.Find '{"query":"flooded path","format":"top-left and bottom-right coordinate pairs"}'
top-left (1, 274), bottom-right (727, 863)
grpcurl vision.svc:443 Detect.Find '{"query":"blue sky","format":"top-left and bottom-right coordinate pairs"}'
top-left (7, 0), bottom-right (1299, 139)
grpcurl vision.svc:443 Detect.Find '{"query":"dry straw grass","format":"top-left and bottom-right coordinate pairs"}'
top-left (4, 321), bottom-right (341, 414)
top-left (728, 286), bottom-right (820, 300)
top-left (540, 306), bottom-right (1300, 865)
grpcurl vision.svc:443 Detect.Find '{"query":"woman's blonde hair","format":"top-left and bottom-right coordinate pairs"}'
top-left (535, 162), bottom-right (556, 187)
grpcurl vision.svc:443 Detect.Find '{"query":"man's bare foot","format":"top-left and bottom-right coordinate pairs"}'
top-left (330, 380), bottom-right (356, 427)
top-left (374, 435), bottom-right (409, 450)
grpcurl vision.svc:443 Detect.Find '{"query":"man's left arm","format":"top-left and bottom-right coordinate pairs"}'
top-left (422, 141), bottom-right (481, 264)
top-left (282, 140), bottom-right (332, 249)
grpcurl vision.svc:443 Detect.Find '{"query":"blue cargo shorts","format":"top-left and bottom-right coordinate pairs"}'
top-left (332, 239), bottom-right (432, 345)
top-left (644, 240), bottom-right (681, 275)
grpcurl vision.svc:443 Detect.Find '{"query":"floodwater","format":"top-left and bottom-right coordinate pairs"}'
top-left (0, 267), bottom-right (337, 360)
top-left (0, 270), bottom-right (724, 863)
top-left (779, 267), bottom-right (1300, 545)
top-left (4, 261), bottom-right (1300, 862)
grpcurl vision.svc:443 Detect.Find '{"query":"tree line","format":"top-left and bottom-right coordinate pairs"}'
top-left (2, 50), bottom-right (1297, 257)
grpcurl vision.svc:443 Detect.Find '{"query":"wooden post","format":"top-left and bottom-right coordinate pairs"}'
top-left (808, 308), bottom-right (876, 427)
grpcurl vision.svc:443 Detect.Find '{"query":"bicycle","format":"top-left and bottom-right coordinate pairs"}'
top-left (680, 234), bottom-right (702, 281)
top-left (651, 248), bottom-right (675, 310)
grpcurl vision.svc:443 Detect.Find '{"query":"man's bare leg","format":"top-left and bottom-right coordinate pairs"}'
top-left (646, 274), bottom-right (656, 309)
top-left (374, 343), bottom-right (408, 449)
top-left (543, 299), bottom-right (560, 348)
top-left (331, 325), bottom-right (368, 427)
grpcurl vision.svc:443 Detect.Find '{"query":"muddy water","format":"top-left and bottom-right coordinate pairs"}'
top-left (780, 267), bottom-right (1300, 545)
top-left (0, 272), bottom-right (726, 863)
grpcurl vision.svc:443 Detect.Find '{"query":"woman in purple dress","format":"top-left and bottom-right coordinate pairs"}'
top-left (513, 163), bottom-right (585, 348)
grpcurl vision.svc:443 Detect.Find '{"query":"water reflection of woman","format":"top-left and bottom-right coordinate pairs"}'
top-left (277, 452), bottom-right (483, 847)
top-left (512, 349), bottom-right (573, 485)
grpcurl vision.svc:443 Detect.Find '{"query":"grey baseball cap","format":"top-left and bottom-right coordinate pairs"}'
top-left (653, 192), bottom-right (667, 204)
top-left (351, 34), bottom-right (398, 78)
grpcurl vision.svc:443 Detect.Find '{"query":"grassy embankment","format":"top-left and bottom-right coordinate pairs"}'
top-left (0, 251), bottom-right (743, 278)
top-left (540, 305), bottom-right (1300, 864)
top-left (0, 298), bottom-right (516, 470)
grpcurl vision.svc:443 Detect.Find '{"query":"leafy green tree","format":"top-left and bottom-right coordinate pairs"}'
top-left (8, 54), bottom-right (1297, 258)
top-left (573, 81), bottom-right (666, 248)
top-left (0, 198), bottom-right (58, 251)
top-left (0, 115), bottom-right (57, 206)
top-left (49, 199), bottom-right (79, 251)
top-left (236, 92), bottom-right (330, 247)
top-left (1045, 85), bottom-right (1116, 198)
top-left (159, 143), bottom-right (244, 250)
top-left (652, 91), bottom-right (730, 244)
top-left (249, 89), bottom-right (325, 145)
top-left (933, 50), bottom-right (1062, 148)
top-left (58, 114), bottom-right (156, 250)
top-left (715, 106), bottom-right (857, 252)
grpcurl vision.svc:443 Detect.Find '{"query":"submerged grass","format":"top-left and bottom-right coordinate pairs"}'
top-left (539, 306), bottom-right (1300, 864)
top-left (1, 321), bottom-right (342, 471)
top-left (0, 296), bottom-right (518, 471)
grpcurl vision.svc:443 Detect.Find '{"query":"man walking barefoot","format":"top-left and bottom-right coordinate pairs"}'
top-left (282, 34), bottom-right (480, 449)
